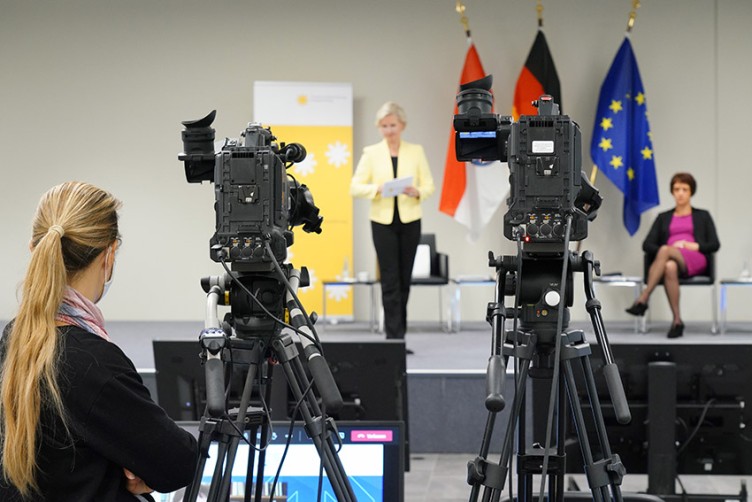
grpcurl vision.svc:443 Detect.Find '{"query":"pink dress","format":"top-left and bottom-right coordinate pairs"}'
top-left (667, 214), bottom-right (707, 276)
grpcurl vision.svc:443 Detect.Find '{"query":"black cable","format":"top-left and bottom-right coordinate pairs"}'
top-left (262, 242), bottom-right (333, 501)
top-left (263, 241), bottom-right (325, 351)
top-left (675, 474), bottom-right (689, 498)
top-left (218, 258), bottom-right (321, 348)
top-left (217, 249), bottom-right (328, 499)
top-left (220, 353), bottom-right (274, 452)
top-left (269, 380), bottom-right (315, 502)
top-left (537, 215), bottom-right (573, 502)
top-left (508, 232), bottom-right (524, 502)
top-left (676, 397), bottom-right (716, 455)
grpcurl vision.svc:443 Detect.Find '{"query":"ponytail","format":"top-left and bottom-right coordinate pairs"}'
top-left (0, 182), bottom-right (120, 496)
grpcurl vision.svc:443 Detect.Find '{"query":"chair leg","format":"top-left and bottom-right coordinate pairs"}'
top-left (711, 283), bottom-right (719, 334)
top-left (438, 286), bottom-right (444, 331)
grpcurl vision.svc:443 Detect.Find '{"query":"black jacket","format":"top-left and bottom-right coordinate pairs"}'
top-left (0, 325), bottom-right (198, 501)
top-left (642, 207), bottom-right (721, 260)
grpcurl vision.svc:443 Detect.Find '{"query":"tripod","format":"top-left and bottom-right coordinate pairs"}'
top-left (467, 247), bottom-right (631, 502)
top-left (183, 267), bottom-right (357, 502)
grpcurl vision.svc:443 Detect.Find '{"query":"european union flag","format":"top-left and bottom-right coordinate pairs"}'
top-left (591, 37), bottom-right (659, 235)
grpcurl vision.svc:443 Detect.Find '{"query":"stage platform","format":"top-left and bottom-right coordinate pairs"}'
top-left (95, 318), bottom-right (752, 455)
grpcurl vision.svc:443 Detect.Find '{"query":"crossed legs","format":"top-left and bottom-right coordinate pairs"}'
top-left (636, 245), bottom-right (686, 326)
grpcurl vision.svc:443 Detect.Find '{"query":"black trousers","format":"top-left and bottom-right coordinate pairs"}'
top-left (372, 219), bottom-right (421, 339)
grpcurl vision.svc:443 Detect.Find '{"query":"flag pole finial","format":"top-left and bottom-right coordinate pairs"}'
top-left (626, 0), bottom-right (641, 33)
top-left (537, 0), bottom-right (544, 28)
top-left (455, 0), bottom-right (471, 40)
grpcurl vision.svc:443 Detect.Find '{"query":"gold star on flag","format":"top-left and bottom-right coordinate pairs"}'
top-left (641, 146), bottom-right (653, 159)
top-left (609, 100), bottom-right (623, 113)
top-left (610, 156), bottom-right (623, 169)
top-left (627, 167), bottom-right (635, 180)
top-left (600, 117), bottom-right (613, 131)
top-left (635, 92), bottom-right (645, 105)
top-left (599, 138), bottom-right (613, 152)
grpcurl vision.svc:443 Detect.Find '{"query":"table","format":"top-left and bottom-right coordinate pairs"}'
top-left (719, 278), bottom-right (752, 334)
top-left (321, 279), bottom-right (380, 332)
top-left (592, 275), bottom-right (644, 333)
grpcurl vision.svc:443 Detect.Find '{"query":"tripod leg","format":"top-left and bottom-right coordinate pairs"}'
top-left (469, 351), bottom-right (533, 502)
top-left (272, 335), bottom-right (357, 502)
top-left (216, 344), bottom-right (262, 501)
top-left (184, 424), bottom-right (216, 502)
top-left (579, 355), bottom-right (625, 501)
top-left (289, 351), bottom-right (354, 500)
top-left (562, 356), bottom-right (622, 502)
top-left (206, 437), bottom-right (233, 502)
top-left (248, 372), bottom-right (276, 502)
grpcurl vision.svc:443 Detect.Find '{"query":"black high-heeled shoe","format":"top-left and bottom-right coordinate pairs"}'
top-left (625, 302), bottom-right (648, 316)
top-left (667, 322), bottom-right (684, 338)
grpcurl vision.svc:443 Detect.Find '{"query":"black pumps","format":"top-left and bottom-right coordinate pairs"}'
top-left (625, 302), bottom-right (648, 316)
top-left (667, 323), bottom-right (685, 338)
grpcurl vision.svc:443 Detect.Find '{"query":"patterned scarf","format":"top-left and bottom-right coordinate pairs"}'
top-left (56, 286), bottom-right (110, 341)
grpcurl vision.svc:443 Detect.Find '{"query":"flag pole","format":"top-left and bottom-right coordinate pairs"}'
top-left (537, 0), bottom-right (543, 28)
top-left (455, 0), bottom-right (472, 42)
top-left (626, 0), bottom-right (641, 33)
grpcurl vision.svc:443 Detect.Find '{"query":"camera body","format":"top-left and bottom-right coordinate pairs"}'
top-left (454, 76), bottom-right (601, 250)
top-left (179, 110), bottom-right (322, 271)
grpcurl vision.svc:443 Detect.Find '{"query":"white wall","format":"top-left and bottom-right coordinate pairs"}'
top-left (1, 0), bottom-right (750, 324)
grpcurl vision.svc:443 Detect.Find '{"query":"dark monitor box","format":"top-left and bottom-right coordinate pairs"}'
top-left (153, 339), bottom-right (407, 423)
top-left (561, 342), bottom-right (752, 475)
top-left (154, 420), bottom-right (404, 502)
top-left (153, 339), bottom-right (410, 460)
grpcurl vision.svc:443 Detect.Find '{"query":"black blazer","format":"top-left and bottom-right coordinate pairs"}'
top-left (642, 207), bottom-right (720, 260)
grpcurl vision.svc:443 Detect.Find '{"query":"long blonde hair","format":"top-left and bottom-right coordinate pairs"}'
top-left (0, 182), bottom-right (120, 497)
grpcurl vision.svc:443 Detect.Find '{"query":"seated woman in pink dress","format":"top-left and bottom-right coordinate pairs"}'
top-left (625, 172), bottom-right (720, 338)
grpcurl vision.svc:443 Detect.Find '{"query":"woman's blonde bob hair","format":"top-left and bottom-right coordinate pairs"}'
top-left (375, 101), bottom-right (407, 127)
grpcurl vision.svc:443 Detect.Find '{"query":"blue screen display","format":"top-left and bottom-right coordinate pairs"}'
top-left (459, 131), bottom-right (496, 139)
top-left (156, 421), bottom-right (403, 501)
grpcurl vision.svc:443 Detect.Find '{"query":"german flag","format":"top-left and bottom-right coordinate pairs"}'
top-left (512, 30), bottom-right (561, 121)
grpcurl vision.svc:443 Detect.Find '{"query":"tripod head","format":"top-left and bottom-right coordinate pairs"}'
top-left (200, 263), bottom-right (311, 340)
top-left (500, 254), bottom-right (574, 344)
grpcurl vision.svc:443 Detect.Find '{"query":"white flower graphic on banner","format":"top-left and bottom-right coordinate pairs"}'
top-left (293, 152), bottom-right (317, 177)
top-left (325, 141), bottom-right (350, 168)
top-left (327, 284), bottom-right (351, 302)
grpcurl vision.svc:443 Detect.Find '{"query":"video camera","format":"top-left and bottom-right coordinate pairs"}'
top-left (453, 75), bottom-right (601, 250)
top-left (179, 110), bottom-right (323, 271)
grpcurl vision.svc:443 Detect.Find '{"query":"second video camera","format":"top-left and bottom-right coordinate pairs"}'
top-left (453, 76), bottom-right (601, 248)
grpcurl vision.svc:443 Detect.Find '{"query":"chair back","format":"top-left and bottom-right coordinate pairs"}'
top-left (411, 233), bottom-right (449, 285)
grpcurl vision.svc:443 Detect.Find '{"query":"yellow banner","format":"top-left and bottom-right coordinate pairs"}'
top-left (254, 82), bottom-right (353, 319)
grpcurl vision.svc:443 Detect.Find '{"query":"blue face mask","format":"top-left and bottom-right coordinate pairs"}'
top-left (97, 246), bottom-right (116, 304)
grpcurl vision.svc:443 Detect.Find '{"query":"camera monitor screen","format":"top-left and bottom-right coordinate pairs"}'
top-left (154, 420), bottom-right (404, 501)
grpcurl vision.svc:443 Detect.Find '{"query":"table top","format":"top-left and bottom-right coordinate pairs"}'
top-left (322, 279), bottom-right (378, 286)
top-left (451, 276), bottom-right (495, 284)
top-left (594, 275), bottom-right (642, 284)
top-left (720, 277), bottom-right (752, 285)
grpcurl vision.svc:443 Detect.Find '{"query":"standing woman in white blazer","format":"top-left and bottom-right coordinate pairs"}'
top-left (351, 102), bottom-right (435, 341)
